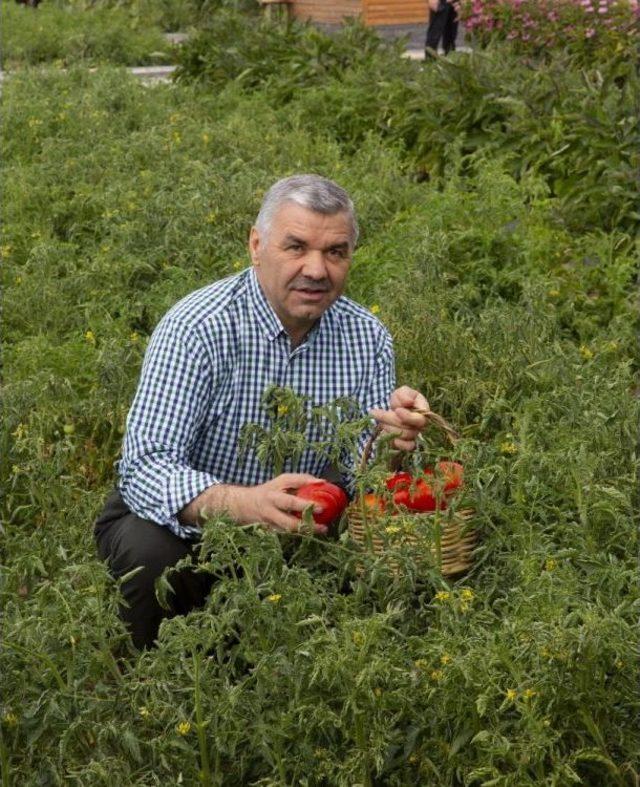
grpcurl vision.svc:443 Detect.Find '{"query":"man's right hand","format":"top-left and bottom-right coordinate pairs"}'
top-left (229, 473), bottom-right (328, 535)
top-left (179, 473), bottom-right (329, 535)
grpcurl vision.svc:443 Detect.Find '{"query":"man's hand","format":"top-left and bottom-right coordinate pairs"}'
top-left (369, 385), bottom-right (430, 452)
top-left (229, 473), bottom-right (330, 535)
top-left (179, 473), bottom-right (329, 535)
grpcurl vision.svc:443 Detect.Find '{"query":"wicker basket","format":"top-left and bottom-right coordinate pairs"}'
top-left (347, 410), bottom-right (477, 578)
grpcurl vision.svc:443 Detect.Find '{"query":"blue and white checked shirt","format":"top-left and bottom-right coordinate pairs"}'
top-left (117, 267), bottom-right (396, 539)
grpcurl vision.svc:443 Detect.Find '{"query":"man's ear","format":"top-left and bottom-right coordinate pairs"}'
top-left (249, 226), bottom-right (261, 266)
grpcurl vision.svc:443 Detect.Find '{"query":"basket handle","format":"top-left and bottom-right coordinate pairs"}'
top-left (359, 408), bottom-right (460, 473)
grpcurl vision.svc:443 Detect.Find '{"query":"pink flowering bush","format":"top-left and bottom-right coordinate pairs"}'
top-left (457, 0), bottom-right (639, 62)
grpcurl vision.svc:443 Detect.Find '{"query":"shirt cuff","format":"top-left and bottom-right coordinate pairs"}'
top-left (163, 468), bottom-right (221, 538)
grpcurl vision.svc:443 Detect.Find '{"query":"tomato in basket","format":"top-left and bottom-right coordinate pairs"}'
top-left (363, 493), bottom-right (387, 513)
top-left (294, 481), bottom-right (348, 526)
top-left (436, 461), bottom-right (464, 492)
top-left (385, 462), bottom-right (464, 513)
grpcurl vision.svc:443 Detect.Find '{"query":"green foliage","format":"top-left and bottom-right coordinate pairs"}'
top-left (0, 0), bottom-right (175, 67)
top-left (1, 15), bottom-right (639, 787)
top-left (177, 16), bottom-right (640, 236)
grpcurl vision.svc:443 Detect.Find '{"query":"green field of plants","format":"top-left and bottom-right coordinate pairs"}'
top-left (1, 3), bottom-right (639, 785)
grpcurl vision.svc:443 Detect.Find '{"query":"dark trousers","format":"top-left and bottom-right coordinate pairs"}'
top-left (426, 1), bottom-right (459, 55)
top-left (94, 489), bottom-right (214, 650)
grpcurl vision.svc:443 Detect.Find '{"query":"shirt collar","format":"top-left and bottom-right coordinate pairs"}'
top-left (247, 267), bottom-right (333, 347)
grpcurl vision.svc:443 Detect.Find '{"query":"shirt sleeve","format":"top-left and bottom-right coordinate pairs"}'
top-left (341, 326), bottom-right (396, 497)
top-left (117, 316), bottom-right (220, 539)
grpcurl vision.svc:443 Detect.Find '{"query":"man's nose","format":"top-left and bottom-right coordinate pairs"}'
top-left (302, 249), bottom-right (328, 279)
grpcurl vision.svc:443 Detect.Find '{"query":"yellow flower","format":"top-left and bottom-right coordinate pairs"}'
top-left (579, 345), bottom-right (594, 360)
top-left (14, 276), bottom-right (22, 286)
top-left (543, 718), bottom-right (551, 727)
top-left (130, 332), bottom-right (140, 344)
top-left (544, 558), bottom-right (557, 571)
top-left (266, 594), bottom-right (281, 603)
top-left (460, 588), bottom-right (475, 601)
top-left (523, 688), bottom-right (537, 700)
top-left (547, 289), bottom-right (560, 297)
top-left (615, 659), bottom-right (624, 669)
top-left (172, 131), bottom-right (182, 144)
top-left (430, 669), bottom-right (444, 681)
top-left (12, 424), bottom-right (26, 439)
top-left (277, 404), bottom-right (289, 417)
top-left (0, 244), bottom-right (12, 258)
top-left (414, 659), bottom-right (428, 669)
top-left (139, 707), bottom-right (150, 719)
top-left (606, 341), bottom-right (618, 352)
top-left (374, 687), bottom-right (382, 697)
top-left (505, 688), bottom-right (517, 701)
top-left (384, 525), bottom-right (400, 535)
top-left (176, 720), bottom-right (191, 736)
top-left (85, 330), bottom-right (96, 345)
top-left (435, 591), bottom-right (451, 602)
top-left (369, 304), bottom-right (380, 314)
top-left (2, 712), bottom-right (18, 728)
top-left (233, 260), bottom-right (244, 270)
top-left (201, 132), bottom-right (210, 144)
top-left (206, 211), bottom-right (217, 224)
top-left (11, 465), bottom-right (20, 475)
top-left (440, 653), bottom-right (452, 665)
top-left (408, 753), bottom-right (419, 764)
top-left (500, 441), bottom-right (518, 455)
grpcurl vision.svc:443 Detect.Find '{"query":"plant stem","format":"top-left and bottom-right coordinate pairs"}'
top-left (193, 652), bottom-right (212, 786)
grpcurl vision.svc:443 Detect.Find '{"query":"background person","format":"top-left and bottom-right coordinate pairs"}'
top-left (426, 0), bottom-right (459, 55)
top-left (94, 174), bottom-right (430, 650)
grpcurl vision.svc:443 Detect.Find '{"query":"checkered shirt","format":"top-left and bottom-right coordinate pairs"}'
top-left (117, 267), bottom-right (396, 539)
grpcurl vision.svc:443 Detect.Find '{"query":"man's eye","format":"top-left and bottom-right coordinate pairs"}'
top-left (287, 244), bottom-right (303, 252)
top-left (328, 248), bottom-right (347, 259)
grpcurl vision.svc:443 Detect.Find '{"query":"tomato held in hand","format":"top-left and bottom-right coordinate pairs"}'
top-left (295, 481), bottom-right (348, 526)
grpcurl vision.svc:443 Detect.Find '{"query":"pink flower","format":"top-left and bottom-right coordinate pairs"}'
top-left (585, 27), bottom-right (596, 36)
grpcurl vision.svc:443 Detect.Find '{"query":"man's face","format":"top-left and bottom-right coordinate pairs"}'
top-left (249, 202), bottom-right (353, 342)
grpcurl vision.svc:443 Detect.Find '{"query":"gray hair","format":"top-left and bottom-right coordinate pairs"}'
top-left (255, 174), bottom-right (359, 248)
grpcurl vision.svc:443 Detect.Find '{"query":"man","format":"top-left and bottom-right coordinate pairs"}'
top-left (94, 174), bottom-right (429, 650)
top-left (425, 0), bottom-right (459, 56)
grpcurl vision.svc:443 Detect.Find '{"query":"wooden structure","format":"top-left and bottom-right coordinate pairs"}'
top-left (259, 0), bottom-right (429, 26)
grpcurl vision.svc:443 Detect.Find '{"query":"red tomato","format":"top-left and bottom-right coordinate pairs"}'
top-left (363, 493), bottom-right (387, 513)
top-left (436, 461), bottom-right (464, 492)
top-left (393, 477), bottom-right (444, 512)
top-left (295, 482), bottom-right (348, 526)
top-left (385, 472), bottom-right (412, 492)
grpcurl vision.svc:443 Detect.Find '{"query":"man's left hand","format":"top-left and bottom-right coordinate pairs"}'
top-left (369, 386), bottom-right (430, 452)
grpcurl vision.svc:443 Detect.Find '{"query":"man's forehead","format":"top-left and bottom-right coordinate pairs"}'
top-left (271, 202), bottom-right (352, 239)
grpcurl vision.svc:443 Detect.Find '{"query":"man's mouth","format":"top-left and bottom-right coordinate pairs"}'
top-left (294, 288), bottom-right (327, 301)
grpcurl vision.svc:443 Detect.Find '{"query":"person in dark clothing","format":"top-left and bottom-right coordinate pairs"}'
top-left (425, 0), bottom-right (459, 55)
